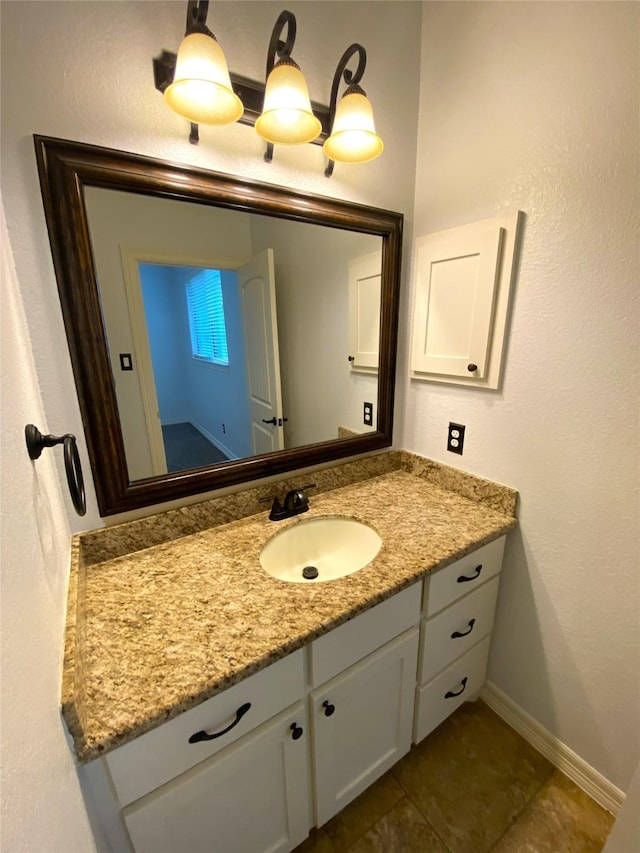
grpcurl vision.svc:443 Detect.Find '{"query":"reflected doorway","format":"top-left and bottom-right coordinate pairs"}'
top-left (137, 261), bottom-right (250, 473)
top-left (122, 250), bottom-right (285, 477)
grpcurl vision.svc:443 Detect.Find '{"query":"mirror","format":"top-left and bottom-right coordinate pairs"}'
top-left (83, 189), bottom-right (383, 480)
top-left (35, 136), bottom-right (403, 516)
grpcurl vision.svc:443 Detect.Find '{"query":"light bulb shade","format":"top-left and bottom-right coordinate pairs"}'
top-left (255, 61), bottom-right (321, 145)
top-left (164, 32), bottom-right (243, 125)
top-left (323, 91), bottom-right (383, 164)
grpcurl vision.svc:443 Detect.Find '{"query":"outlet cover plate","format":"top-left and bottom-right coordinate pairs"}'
top-left (363, 402), bottom-right (373, 427)
top-left (447, 422), bottom-right (465, 454)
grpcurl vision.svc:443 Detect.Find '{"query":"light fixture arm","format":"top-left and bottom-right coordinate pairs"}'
top-left (185, 0), bottom-right (212, 37)
top-left (265, 10), bottom-right (297, 77)
top-left (328, 43), bottom-right (367, 122)
top-left (325, 43), bottom-right (367, 177)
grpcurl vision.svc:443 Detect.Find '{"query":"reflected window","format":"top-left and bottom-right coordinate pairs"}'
top-left (186, 269), bottom-right (229, 364)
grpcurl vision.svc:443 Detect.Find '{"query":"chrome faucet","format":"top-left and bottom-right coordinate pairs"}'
top-left (259, 483), bottom-right (316, 521)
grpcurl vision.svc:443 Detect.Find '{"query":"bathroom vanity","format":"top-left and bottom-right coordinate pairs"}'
top-left (64, 453), bottom-right (517, 852)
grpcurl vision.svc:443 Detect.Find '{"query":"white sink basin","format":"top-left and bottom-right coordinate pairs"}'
top-left (260, 517), bottom-right (382, 583)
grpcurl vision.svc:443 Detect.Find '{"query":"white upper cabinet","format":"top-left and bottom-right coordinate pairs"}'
top-left (410, 212), bottom-right (523, 389)
top-left (348, 250), bottom-right (382, 373)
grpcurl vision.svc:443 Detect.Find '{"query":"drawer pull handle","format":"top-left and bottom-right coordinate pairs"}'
top-left (457, 564), bottom-right (482, 583)
top-left (322, 700), bottom-right (335, 717)
top-left (451, 619), bottom-right (476, 639)
top-left (290, 723), bottom-right (304, 740)
top-left (188, 702), bottom-right (251, 743)
top-left (445, 677), bottom-right (468, 699)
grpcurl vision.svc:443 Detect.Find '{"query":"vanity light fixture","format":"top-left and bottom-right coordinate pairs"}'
top-left (153, 2), bottom-right (383, 175)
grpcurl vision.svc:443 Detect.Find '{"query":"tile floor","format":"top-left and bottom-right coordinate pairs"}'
top-left (295, 701), bottom-right (614, 853)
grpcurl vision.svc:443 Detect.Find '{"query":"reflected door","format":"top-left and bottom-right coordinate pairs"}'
top-left (238, 250), bottom-right (285, 455)
top-left (348, 251), bottom-right (382, 373)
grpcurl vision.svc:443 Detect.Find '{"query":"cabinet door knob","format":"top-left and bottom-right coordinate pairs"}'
top-left (467, 363), bottom-right (478, 372)
top-left (457, 564), bottom-right (482, 583)
top-left (290, 722), bottom-right (303, 740)
top-left (188, 702), bottom-right (251, 743)
top-left (451, 618), bottom-right (476, 639)
top-left (322, 700), bottom-right (335, 717)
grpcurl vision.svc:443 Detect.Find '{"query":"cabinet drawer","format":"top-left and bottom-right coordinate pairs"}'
top-left (423, 536), bottom-right (505, 617)
top-left (413, 636), bottom-right (491, 744)
top-left (123, 702), bottom-right (310, 853)
top-left (310, 583), bottom-right (422, 687)
top-left (106, 650), bottom-right (305, 807)
top-left (418, 575), bottom-right (500, 684)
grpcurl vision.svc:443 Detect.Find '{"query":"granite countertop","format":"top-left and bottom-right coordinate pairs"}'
top-left (63, 457), bottom-right (518, 763)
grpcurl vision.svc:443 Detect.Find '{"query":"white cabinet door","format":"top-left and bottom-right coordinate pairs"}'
top-left (348, 250), bottom-right (382, 372)
top-left (123, 703), bottom-right (310, 853)
top-left (410, 212), bottom-right (523, 389)
top-left (411, 221), bottom-right (504, 380)
top-left (311, 628), bottom-right (419, 827)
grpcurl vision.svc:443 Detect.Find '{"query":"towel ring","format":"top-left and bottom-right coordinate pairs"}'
top-left (25, 424), bottom-right (86, 516)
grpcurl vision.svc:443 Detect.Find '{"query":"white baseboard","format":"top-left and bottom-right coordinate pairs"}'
top-left (190, 421), bottom-right (238, 461)
top-left (480, 681), bottom-right (625, 816)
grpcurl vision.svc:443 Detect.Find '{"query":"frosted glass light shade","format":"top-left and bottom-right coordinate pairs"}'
top-left (164, 32), bottom-right (243, 125)
top-left (255, 61), bottom-right (321, 145)
top-left (323, 91), bottom-right (383, 164)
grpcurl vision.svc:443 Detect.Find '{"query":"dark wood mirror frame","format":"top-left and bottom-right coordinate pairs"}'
top-left (34, 135), bottom-right (403, 516)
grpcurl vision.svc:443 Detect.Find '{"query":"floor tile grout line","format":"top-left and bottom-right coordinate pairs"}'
top-left (390, 765), bottom-right (456, 853)
top-left (325, 780), bottom-right (407, 853)
top-left (484, 767), bottom-right (556, 852)
top-left (340, 793), bottom-right (409, 852)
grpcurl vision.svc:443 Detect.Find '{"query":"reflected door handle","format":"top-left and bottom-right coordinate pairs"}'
top-left (278, 417), bottom-right (289, 427)
top-left (261, 417), bottom-right (277, 425)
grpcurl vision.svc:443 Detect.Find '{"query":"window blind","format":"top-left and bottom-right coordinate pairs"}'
top-left (185, 269), bottom-right (229, 364)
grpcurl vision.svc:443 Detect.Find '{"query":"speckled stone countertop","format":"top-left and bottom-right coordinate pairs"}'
top-left (63, 453), bottom-right (517, 763)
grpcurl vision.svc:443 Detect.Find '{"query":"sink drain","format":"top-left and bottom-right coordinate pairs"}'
top-left (302, 566), bottom-right (319, 580)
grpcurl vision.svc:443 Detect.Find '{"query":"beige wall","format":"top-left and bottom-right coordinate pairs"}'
top-left (402, 1), bottom-right (639, 792)
top-left (1, 200), bottom-right (97, 851)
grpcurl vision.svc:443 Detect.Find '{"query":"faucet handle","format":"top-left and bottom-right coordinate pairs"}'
top-left (301, 483), bottom-right (316, 492)
top-left (258, 494), bottom-right (283, 514)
